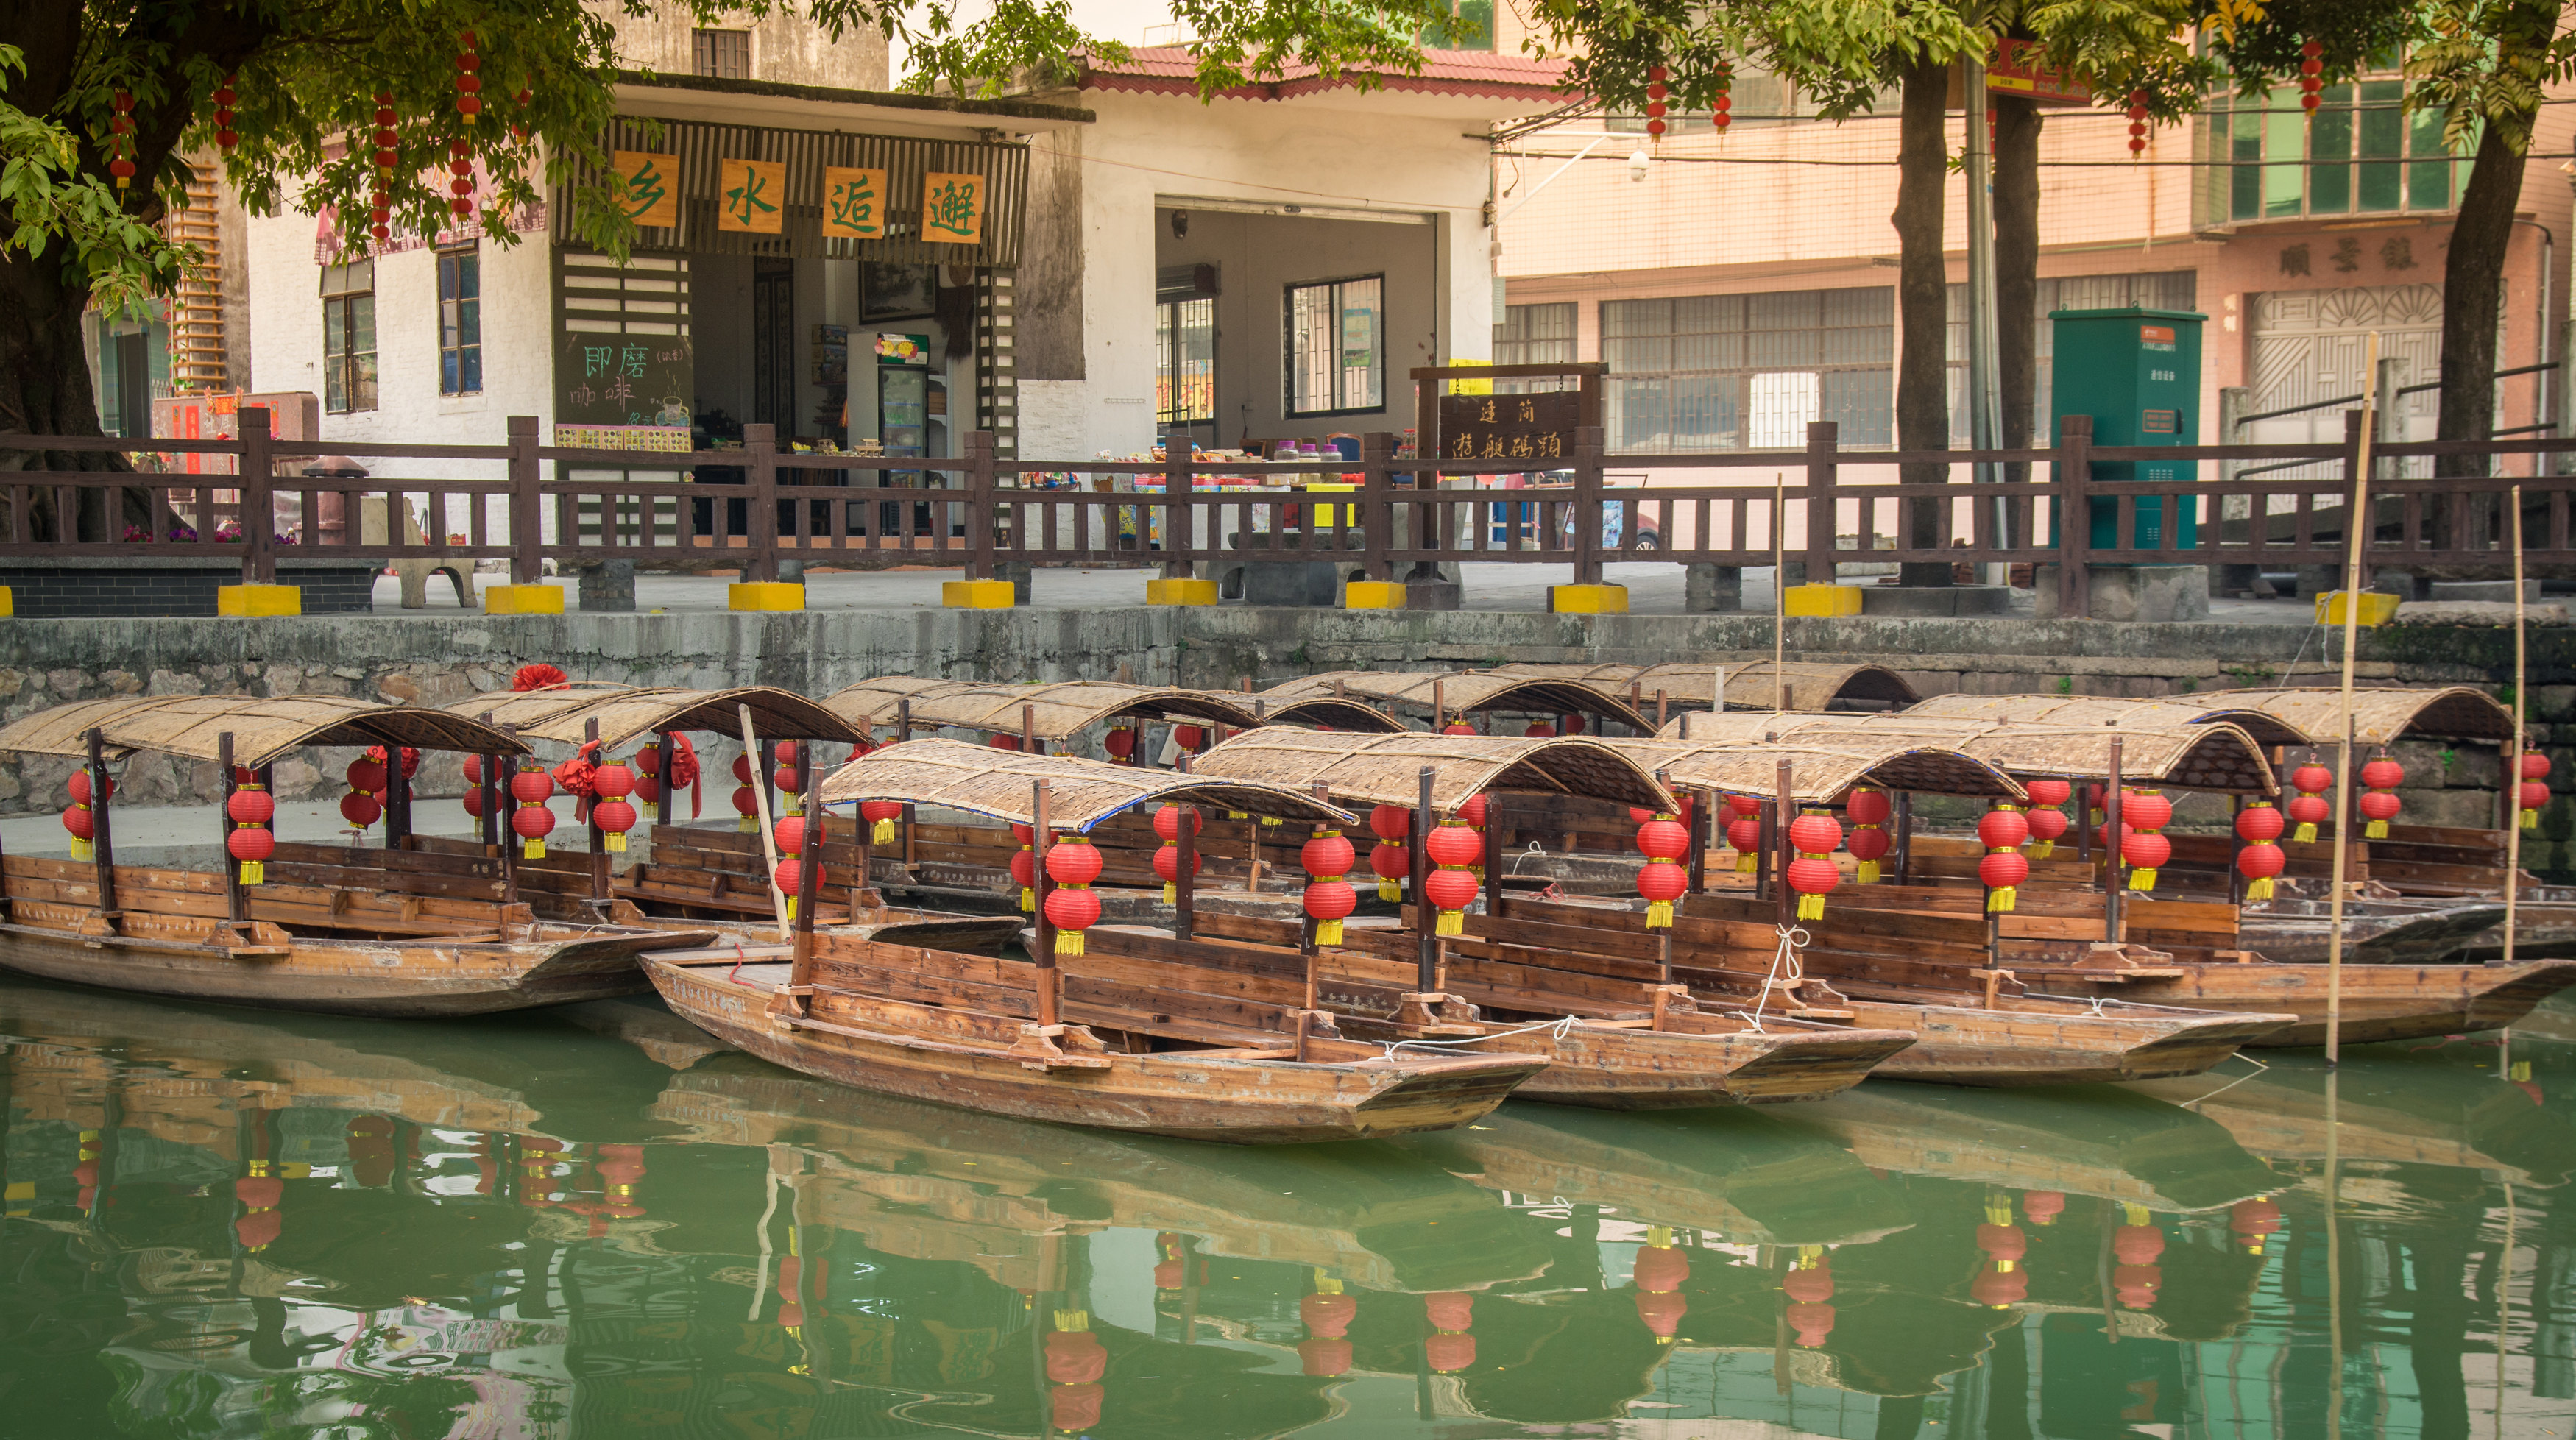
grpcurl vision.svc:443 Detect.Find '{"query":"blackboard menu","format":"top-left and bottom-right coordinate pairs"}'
top-left (556, 332), bottom-right (695, 432)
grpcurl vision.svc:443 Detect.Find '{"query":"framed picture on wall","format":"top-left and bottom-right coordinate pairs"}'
top-left (861, 263), bottom-right (935, 322)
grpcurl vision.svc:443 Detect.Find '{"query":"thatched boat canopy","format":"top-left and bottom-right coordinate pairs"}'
top-left (0, 695), bottom-right (527, 768)
top-left (1610, 738), bottom-right (2025, 803)
top-left (1261, 698), bottom-right (1412, 733)
top-left (1904, 685), bottom-right (2518, 748)
top-left (441, 685), bottom-right (863, 748)
top-left (1256, 670), bottom-right (1652, 731)
top-left (817, 739), bottom-right (1355, 833)
top-left (1493, 660), bottom-right (1920, 713)
top-left (821, 678), bottom-right (1264, 740)
top-left (1191, 729), bottom-right (1674, 812)
top-left (1657, 711), bottom-right (2280, 793)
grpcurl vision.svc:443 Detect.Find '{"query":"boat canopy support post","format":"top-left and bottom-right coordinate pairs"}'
top-left (85, 727), bottom-right (117, 915)
top-left (219, 731), bottom-right (243, 926)
top-left (1032, 779), bottom-right (1061, 1027)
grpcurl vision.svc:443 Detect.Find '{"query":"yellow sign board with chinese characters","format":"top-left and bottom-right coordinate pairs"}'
top-left (717, 157), bottom-right (786, 234)
top-left (613, 151), bottom-right (682, 229)
top-left (921, 171), bottom-right (986, 244)
top-left (821, 166), bottom-right (888, 238)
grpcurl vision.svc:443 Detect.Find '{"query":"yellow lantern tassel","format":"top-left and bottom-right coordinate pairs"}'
top-left (241, 859), bottom-right (263, 885)
top-left (1056, 929), bottom-right (1085, 955)
top-left (1987, 884), bottom-right (2017, 913)
top-left (2366, 817), bottom-right (2388, 839)
top-left (1735, 852), bottom-right (1757, 874)
top-left (1646, 898), bottom-right (1674, 928)
top-left (1797, 893), bottom-right (1825, 921)
top-left (2293, 820), bottom-right (2317, 844)
top-left (1856, 859), bottom-right (1880, 884)
top-left (1227, 810), bottom-right (1248, 820)
top-left (782, 793), bottom-right (802, 815)
top-left (1163, 881), bottom-right (1178, 904)
top-left (2029, 839), bottom-right (2053, 859)
top-left (783, 896), bottom-right (797, 921)
top-left (2123, 1202), bottom-right (2151, 1226)
top-left (1316, 918), bottom-right (1344, 946)
top-left (739, 815), bottom-right (757, 833)
top-left (1020, 885), bottom-right (1035, 912)
top-left (2128, 866), bottom-right (2157, 891)
top-left (1261, 816), bottom-right (1281, 828)
top-left (606, 831), bottom-right (626, 852)
top-left (1379, 877), bottom-right (1400, 901)
top-left (2524, 808), bottom-right (2541, 829)
top-left (525, 837), bottom-right (545, 859)
top-left (2246, 876), bottom-right (2274, 901)
top-left (70, 837), bottom-right (91, 861)
top-left (1437, 907), bottom-right (1463, 937)
top-left (873, 817), bottom-right (896, 843)
top-left (1984, 1202), bottom-right (2014, 1227)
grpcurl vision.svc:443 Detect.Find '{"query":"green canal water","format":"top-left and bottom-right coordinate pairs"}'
top-left (2, 975), bottom-right (2570, 1440)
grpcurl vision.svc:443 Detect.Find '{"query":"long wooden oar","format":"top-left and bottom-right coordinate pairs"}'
top-left (2324, 330), bottom-right (2382, 1066)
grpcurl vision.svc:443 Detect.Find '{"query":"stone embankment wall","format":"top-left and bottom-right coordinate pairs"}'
top-left (1, 609), bottom-right (2565, 873)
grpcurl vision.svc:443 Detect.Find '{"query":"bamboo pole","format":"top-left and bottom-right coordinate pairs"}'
top-left (1773, 472), bottom-right (1787, 714)
top-left (739, 703), bottom-right (790, 943)
top-left (2505, 483), bottom-right (2527, 977)
top-left (2324, 330), bottom-right (2382, 1066)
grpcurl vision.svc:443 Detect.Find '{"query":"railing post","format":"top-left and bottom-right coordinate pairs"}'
top-left (1162, 433), bottom-right (1194, 580)
top-left (1362, 433), bottom-right (1395, 582)
top-left (745, 422), bottom-right (779, 584)
top-left (2217, 387), bottom-right (2249, 484)
top-left (2341, 406), bottom-right (2374, 593)
top-left (238, 406), bottom-right (276, 585)
top-left (2056, 414), bottom-right (2091, 618)
top-left (506, 414), bottom-right (542, 586)
top-left (966, 429), bottom-right (997, 581)
top-left (1572, 425), bottom-right (1605, 584)
top-left (1803, 419), bottom-right (1838, 587)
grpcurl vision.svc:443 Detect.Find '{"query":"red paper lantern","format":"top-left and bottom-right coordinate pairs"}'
top-left (1847, 823), bottom-right (1889, 882)
top-left (1635, 816), bottom-right (1689, 861)
top-left (2235, 802), bottom-right (2284, 844)
top-left (1980, 849), bottom-right (2030, 910)
top-left (771, 856), bottom-right (804, 915)
top-left (2024, 778), bottom-right (2072, 808)
top-left (1173, 725), bottom-right (1206, 750)
top-left (1786, 811), bottom-right (1841, 856)
top-left (1011, 844), bottom-right (1037, 912)
top-left (1726, 815), bottom-right (1764, 873)
top-left (2122, 829), bottom-right (2171, 887)
top-left (732, 753), bottom-right (756, 785)
top-left (1443, 722), bottom-right (1476, 735)
top-left (227, 780), bottom-right (275, 884)
top-left (1044, 837), bottom-right (1103, 953)
top-left (772, 815), bottom-right (807, 859)
top-left (1423, 865), bottom-right (1479, 935)
top-left (1977, 806), bottom-right (2031, 851)
top-left (2236, 840), bottom-right (2285, 900)
top-left (2358, 754), bottom-right (2404, 837)
top-left (731, 785), bottom-right (760, 831)
top-left (1304, 827), bottom-right (1357, 944)
top-left (1786, 856), bottom-right (1839, 919)
top-left (2025, 805), bottom-right (2068, 857)
top-left (1726, 794), bottom-right (1763, 817)
top-left (512, 801), bottom-right (555, 856)
top-left (1637, 859), bottom-right (1688, 926)
top-left (2524, 752), bottom-right (2553, 781)
top-left (2359, 756), bottom-right (2402, 791)
top-left (1426, 820), bottom-right (1481, 868)
top-left (512, 768), bottom-right (555, 804)
top-left (1459, 792), bottom-right (1488, 829)
top-left (339, 791), bottom-right (382, 830)
top-left (862, 798), bottom-right (903, 844)
top-left (2123, 789), bottom-right (2173, 833)
top-left (1303, 829), bottom-right (1356, 876)
top-left (61, 801), bottom-right (94, 859)
top-left (2521, 779), bottom-right (2552, 826)
top-left (1153, 840), bottom-right (1201, 901)
top-left (593, 799), bottom-right (637, 851)
top-left (1524, 721), bottom-right (1555, 737)
top-left (1153, 804), bottom-right (1203, 840)
top-left (66, 770), bottom-right (114, 806)
top-left (1105, 726), bottom-right (1136, 760)
top-left (1369, 804), bottom-right (1412, 901)
top-left (1846, 787), bottom-right (1891, 826)
top-left (2286, 792), bottom-right (2330, 842)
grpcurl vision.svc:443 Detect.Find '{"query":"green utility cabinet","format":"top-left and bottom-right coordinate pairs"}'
top-left (2050, 306), bottom-right (2205, 551)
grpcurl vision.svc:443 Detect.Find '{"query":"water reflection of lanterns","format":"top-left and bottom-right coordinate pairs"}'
top-left (2112, 1204), bottom-right (2165, 1309)
top-left (596, 1143), bottom-right (647, 1218)
top-left (1783, 1244), bottom-right (1834, 1347)
top-left (1971, 1197), bottom-right (2027, 1308)
top-left (347, 1113), bottom-right (397, 1188)
top-left (1633, 1226), bottom-right (1690, 1344)
top-left (74, 1128), bottom-right (102, 1211)
top-left (1047, 1310), bottom-right (1108, 1430)
top-left (2229, 1196), bottom-right (2282, 1253)
top-left (1153, 1232), bottom-right (1186, 1291)
top-left (1424, 1291), bottom-right (1475, 1373)
top-left (2022, 1190), bottom-right (2064, 1226)
top-left (1300, 1271), bottom-right (1356, 1377)
top-left (234, 1111), bottom-right (283, 1253)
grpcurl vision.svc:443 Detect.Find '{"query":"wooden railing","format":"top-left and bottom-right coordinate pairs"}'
top-left (2, 406), bottom-right (2570, 614)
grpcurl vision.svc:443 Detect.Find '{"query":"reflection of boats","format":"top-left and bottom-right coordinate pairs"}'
top-left (648, 1060), bottom-right (1554, 1294)
top-left (1404, 1104), bottom-right (1913, 1246)
top-left (2128, 1046), bottom-right (2576, 1189)
top-left (1788, 1082), bottom-right (2281, 1213)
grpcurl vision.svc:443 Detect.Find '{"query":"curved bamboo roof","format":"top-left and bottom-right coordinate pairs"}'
top-left (1610, 738), bottom-right (2025, 802)
top-left (1904, 685), bottom-right (2518, 748)
top-left (1191, 729), bottom-right (1675, 812)
top-left (1255, 670), bottom-right (1652, 730)
top-left (816, 739), bottom-right (1356, 832)
top-left (1261, 698), bottom-right (1412, 734)
top-left (1656, 711), bottom-right (2280, 793)
top-left (440, 685), bottom-right (865, 748)
top-left (1492, 661), bottom-right (1920, 712)
top-left (0, 695), bottom-right (527, 768)
top-left (820, 678), bottom-right (1264, 739)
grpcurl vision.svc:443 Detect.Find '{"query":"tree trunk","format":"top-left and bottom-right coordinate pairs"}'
top-left (1992, 95), bottom-right (2042, 503)
top-left (2435, 119), bottom-right (2530, 486)
top-left (0, 249), bottom-right (124, 543)
top-left (1894, 54), bottom-right (1952, 585)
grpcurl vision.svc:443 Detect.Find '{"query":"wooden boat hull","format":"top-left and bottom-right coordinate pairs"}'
top-left (2237, 898), bottom-right (2508, 965)
top-left (2029, 959), bottom-right (2576, 1047)
top-left (1835, 996), bottom-right (2293, 1086)
top-left (643, 956), bottom-right (1544, 1143)
top-left (0, 920), bottom-right (697, 1017)
top-left (1337, 1012), bottom-right (1916, 1109)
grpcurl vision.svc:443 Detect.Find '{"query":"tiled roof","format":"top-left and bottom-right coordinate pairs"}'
top-left (1080, 46), bottom-right (1571, 102)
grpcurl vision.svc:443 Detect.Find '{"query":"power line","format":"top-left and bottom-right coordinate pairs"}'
top-left (1493, 148), bottom-right (2552, 169)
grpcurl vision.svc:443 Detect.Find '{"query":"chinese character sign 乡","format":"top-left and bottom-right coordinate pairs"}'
top-left (921, 171), bottom-right (985, 244)
top-left (614, 150), bottom-right (682, 229)
top-left (822, 166), bottom-right (888, 238)
top-left (718, 157), bottom-right (786, 235)
top-left (1437, 392), bottom-right (1579, 462)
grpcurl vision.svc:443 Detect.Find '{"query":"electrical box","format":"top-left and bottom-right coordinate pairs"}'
top-left (2050, 306), bottom-right (2204, 552)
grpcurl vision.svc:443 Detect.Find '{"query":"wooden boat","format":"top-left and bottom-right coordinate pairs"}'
top-left (1189, 728), bottom-right (2289, 1086)
top-left (1167, 729), bottom-right (1921, 1105)
top-left (0, 695), bottom-right (715, 1016)
top-left (643, 740), bottom-right (1546, 1142)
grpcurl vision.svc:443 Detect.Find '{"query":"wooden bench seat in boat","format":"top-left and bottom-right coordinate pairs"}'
top-left (3, 852), bottom-right (536, 945)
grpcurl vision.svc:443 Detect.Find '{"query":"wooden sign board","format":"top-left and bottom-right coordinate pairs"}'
top-left (921, 171), bottom-right (986, 244)
top-left (822, 166), bottom-right (888, 238)
top-left (718, 157), bottom-right (786, 234)
top-left (612, 150), bottom-right (682, 229)
top-left (1438, 391), bottom-right (1580, 462)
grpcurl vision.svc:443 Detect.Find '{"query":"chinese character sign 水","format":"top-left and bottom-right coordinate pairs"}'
top-left (718, 157), bottom-right (786, 235)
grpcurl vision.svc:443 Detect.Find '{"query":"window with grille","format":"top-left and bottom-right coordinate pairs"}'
top-left (320, 258), bottom-right (377, 414)
top-left (693, 28), bottom-right (751, 79)
top-left (1600, 288), bottom-right (1891, 452)
top-left (1156, 297), bottom-right (1215, 428)
top-left (2209, 81), bottom-right (2466, 223)
top-left (1286, 275), bottom-right (1384, 416)
top-left (1492, 302), bottom-right (1577, 395)
top-left (438, 245), bottom-right (481, 395)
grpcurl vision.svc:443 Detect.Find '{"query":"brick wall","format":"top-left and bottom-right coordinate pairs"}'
top-left (0, 561), bottom-right (378, 619)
